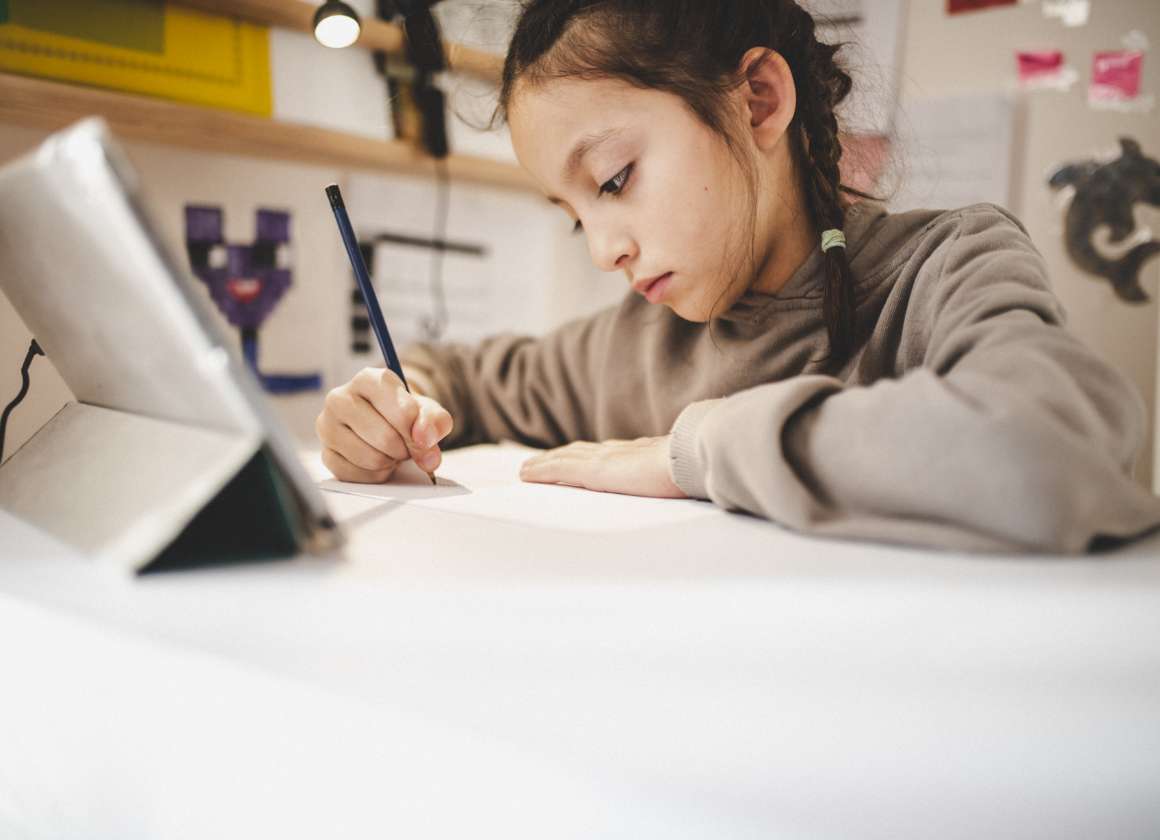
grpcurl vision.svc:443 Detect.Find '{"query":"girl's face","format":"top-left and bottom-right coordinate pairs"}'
top-left (509, 76), bottom-right (778, 322)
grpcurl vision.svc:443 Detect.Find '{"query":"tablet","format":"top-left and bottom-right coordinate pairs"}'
top-left (0, 118), bottom-right (341, 571)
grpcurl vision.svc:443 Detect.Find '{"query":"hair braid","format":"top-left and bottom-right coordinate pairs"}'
top-left (778, 5), bottom-right (857, 363)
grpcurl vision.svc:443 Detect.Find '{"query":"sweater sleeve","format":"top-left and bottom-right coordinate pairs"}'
top-left (668, 211), bottom-right (1160, 554)
top-left (399, 304), bottom-right (620, 450)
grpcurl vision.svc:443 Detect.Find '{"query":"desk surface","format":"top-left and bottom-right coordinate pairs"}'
top-left (2, 446), bottom-right (1159, 839)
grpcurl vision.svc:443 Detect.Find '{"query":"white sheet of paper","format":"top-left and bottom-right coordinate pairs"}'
top-left (889, 93), bottom-right (1017, 211)
top-left (306, 443), bottom-right (722, 533)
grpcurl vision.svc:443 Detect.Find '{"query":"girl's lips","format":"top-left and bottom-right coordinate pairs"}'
top-left (642, 272), bottom-right (673, 303)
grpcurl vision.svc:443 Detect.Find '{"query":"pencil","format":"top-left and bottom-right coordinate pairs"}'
top-left (325, 184), bottom-right (437, 485)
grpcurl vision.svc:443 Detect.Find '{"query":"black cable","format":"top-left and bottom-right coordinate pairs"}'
top-left (421, 156), bottom-right (452, 341)
top-left (0, 338), bottom-right (45, 463)
top-left (373, 0), bottom-right (452, 341)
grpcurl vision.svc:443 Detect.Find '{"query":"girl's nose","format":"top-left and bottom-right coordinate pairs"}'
top-left (586, 223), bottom-right (638, 273)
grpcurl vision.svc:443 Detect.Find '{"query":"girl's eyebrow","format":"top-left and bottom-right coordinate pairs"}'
top-left (563, 128), bottom-right (620, 180)
top-left (545, 128), bottom-right (621, 205)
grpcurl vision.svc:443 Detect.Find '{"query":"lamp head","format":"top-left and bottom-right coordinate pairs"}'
top-left (313, 0), bottom-right (361, 49)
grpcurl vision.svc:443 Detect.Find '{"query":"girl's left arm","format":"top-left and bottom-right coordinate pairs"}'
top-left (668, 217), bottom-right (1160, 554)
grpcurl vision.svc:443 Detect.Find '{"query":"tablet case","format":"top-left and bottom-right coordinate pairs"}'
top-left (0, 119), bottom-right (340, 572)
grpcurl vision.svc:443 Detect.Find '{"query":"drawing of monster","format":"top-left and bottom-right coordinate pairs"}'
top-left (1048, 137), bottom-right (1160, 303)
top-left (184, 205), bottom-right (321, 393)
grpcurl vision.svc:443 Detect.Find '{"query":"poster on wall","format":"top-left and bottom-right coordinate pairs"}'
top-left (185, 205), bottom-right (321, 393)
top-left (1048, 138), bottom-right (1160, 304)
top-left (0, 0), bottom-right (271, 115)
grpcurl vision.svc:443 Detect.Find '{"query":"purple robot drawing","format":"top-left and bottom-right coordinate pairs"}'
top-left (185, 205), bottom-right (321, 393)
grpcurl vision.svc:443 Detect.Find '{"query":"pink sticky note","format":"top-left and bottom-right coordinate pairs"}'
top-left (1090, 51), bottom-right (1144, 101)
top-left (1018, 50), bottom-right (1064, 81)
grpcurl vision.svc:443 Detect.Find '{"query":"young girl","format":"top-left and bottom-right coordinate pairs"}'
top-left (315, 0), bottom-right (1160, 553)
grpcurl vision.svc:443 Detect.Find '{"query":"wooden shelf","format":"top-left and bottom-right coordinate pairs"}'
top-left (171, 0), bottom-right (505, 83)
top-left (0, 72), bottom-right (535, 192)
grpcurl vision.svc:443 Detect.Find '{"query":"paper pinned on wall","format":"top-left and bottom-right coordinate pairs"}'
top-left (357, 231), bottom-right (491, 352)
top-left (1091, 51), bottom-right (1145, 100)
top-left (889, 94), bottom-right (1017, 213)
top-left (341, 177), bottom-right (496, 366)
top-left (1042, 0), bottom-right (1090, 28)
top-left (1089, 50), bottom-right (1153, 112)
top-left (1122, 30), bottom-right (1151, 53)
top-left (947, 0), bottom-right (1017, 14)
top-left (1017, 50), bottom-right (1078, 91)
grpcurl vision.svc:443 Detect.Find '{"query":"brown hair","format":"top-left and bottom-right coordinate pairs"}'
top-left (495, 0), bottom-right (870, 363)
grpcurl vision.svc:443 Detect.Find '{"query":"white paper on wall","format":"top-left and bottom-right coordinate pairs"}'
top-left (1042, 0), bottom-right (1091, 28)
top-left (889, 94), bottom-right (1017, 212)
top-left (366, 238), bottom-right (494, 352)
top-left (339, 172), bottom-right (568, 384)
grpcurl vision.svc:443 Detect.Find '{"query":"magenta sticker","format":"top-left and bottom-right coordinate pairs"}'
top-left (1018, 50), bottom-right (1064, 80)
top-left (1090, 51), bottom-right (1144, 102)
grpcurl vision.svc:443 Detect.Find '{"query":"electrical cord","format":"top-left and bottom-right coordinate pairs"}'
top-left (0, 338), bottom-right (45, 463)
top-left (421, 156), bottom-right (452, 342)
top-left (374, 0), bottom-right (453, 341)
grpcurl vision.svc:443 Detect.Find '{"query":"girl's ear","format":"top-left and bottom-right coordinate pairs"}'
top-left (739, 47), bottom-right (797, 151)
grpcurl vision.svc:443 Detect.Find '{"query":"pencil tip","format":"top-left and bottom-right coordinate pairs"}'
top-left (428, 472), bottom-right (438, 486)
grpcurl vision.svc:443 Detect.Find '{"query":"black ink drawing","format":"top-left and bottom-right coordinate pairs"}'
top-left (1048, 138), bottom-right (1160, 303)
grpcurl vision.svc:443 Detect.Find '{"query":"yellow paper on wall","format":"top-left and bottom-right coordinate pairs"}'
top-left (0, 0), bottom-right (271, 116)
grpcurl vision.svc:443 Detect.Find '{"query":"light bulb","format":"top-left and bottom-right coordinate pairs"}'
top-left (313, 1), bottom-right (361, 49)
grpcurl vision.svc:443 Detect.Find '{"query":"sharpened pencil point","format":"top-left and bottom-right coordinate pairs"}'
top-left (427, 471), bottom-right (438, 485)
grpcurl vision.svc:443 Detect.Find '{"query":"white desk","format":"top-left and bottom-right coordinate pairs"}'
top-left (2, 446), bottom-right (1159, 839)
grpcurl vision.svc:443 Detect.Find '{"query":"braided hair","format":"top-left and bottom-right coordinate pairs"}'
top-left (496, 0), bottom-right (867, 364)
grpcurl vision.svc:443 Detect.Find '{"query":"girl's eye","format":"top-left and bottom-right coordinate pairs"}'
top-left (570, 162), bottom-right (634, 233)
top-left (598, 163), bottom-right (634, 197)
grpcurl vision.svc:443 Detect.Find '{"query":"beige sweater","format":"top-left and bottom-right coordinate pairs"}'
top-left (401, 202), bottom-right (1160, 553)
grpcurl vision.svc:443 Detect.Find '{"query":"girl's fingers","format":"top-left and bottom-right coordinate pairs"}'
top-left (414, 446), bottom-right (442, 473)
top-left (315, 412), bottom-right (397, 473)
top-left (323, 368), bottom-right (454, 471)
top-left (331, 391), bottom-right (411, 462)
top-left (321, 446), bottom-right (397, 484)
top-left (520, 450), bottom-right (590, 487)
top-left (352, 368), bottom-right (424, 452)
top-left (412, 396), bottom-right (455, 450)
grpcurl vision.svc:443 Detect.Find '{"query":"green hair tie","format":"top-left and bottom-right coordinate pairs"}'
top-left (821, 229), bottom-right (847, 253)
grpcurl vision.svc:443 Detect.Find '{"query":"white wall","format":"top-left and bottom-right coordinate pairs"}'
top-left (897, 0), bottom-right (1160, 486)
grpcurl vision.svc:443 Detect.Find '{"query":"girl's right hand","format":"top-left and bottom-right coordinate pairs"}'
top-left (315, 367), bottom-right (454, 484)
